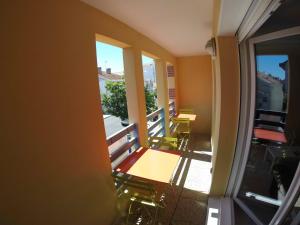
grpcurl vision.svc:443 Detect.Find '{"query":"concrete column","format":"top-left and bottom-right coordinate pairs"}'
top-left (123, 47), bottom-right (148, 146)
top-left (155, 59), bottom-right (170, 136)
top-left (210, 36), bottom-right (240, 196)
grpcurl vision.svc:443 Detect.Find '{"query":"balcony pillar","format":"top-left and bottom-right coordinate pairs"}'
top-left (155, 59), bottom-right (170, 136)
top-left (210, 36), bottom-right (240, 196)
top-left (123, 47), bottom-right (148, 146)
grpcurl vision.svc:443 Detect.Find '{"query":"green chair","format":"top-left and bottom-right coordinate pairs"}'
top-left (112, 172), bottom-right (165, 225)
top-left (148, 136), bottom-right (178, 150)
top-left (179, 108), bottom-right (194, 114)
top-left (171, 117), bottom-right (191, 140)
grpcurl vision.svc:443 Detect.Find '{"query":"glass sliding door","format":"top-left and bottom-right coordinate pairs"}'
top-left (282, 193), bottom-right (300, 225)
top-left (236, 32), bottom-right (300, 225)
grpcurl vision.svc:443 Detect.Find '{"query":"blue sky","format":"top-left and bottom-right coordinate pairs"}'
top-left (96, 42), bottom-right (124, 73)
top-left (96, 41), bottom-right (154, 73)
top-left (256, 55), bottom-right (288, 79)
top-left (142, 55), bottom-right (154, 64)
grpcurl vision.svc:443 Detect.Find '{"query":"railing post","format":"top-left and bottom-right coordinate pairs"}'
top-left (130, 124), bottom-right (139, 153)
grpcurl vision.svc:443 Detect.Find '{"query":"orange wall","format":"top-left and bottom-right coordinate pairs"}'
top-left (0, 1), bottom-right (176, 225)
top-left (177, 56), bottom-right (212, 135)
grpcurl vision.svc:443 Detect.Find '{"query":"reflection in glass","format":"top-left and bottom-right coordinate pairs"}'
top-left (256, 55), bottom-right (288, 112)
top-left (282, 194), bottom-right (300, 225)
top-left (238, 35), bottom-right (300, 224)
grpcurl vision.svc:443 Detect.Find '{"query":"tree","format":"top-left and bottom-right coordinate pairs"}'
top-left (102, 81), bottom-right (128, 120)
top-left (102, 81), bottom-right (158, 121)
top-left (144, 83), bottom-right (158, 115)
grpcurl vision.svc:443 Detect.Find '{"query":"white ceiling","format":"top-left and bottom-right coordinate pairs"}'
top-left (82, 0), bottom-right (213, 56)
top-left (218, 0), bottom-right (253, 36)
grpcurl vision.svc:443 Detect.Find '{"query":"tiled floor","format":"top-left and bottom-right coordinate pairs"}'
top-left (113, 133), bottom-right (212, 225)
top-left (169, 134), bottom-right (212, 225)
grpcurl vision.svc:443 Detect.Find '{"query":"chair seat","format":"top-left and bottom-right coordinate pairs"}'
top-left (112, 171), bottom-right (166, 224)
top-left (254, 128), bottom-right (287, 143)
top-left (148, 136), bottom-right (178, 150)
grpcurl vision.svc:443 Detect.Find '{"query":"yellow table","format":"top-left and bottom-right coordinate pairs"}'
top-left (127, 149), bottom-right (181, 183)
top-left (177, 113), bottom-right (197, 121)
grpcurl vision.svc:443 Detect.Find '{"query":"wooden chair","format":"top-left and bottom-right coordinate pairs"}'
top-left (112, 172), bottom-right (165, 225)
top-left (148, 136), bottom-right (178, 150)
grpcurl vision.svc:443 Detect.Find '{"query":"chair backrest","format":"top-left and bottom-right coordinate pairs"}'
top-left (171, 118), bottom-right (190, 134)
top-left (112, 172), bottom-right (165, 208)
top-left (148, 136), bottom-right (178, 150)
top-left (179, 108), bottom-right (194, 114)
top-left (148, 136), bottom-right (164, 149)
top-left (112, 171), bottom-right (156, 198)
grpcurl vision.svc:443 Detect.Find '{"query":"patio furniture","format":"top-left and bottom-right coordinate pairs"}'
top-left (254, 128), bottom-right (287, 144)
top-left (126, 149), bottom-right (181, 183)
top-left (112, 171), bottom-right (165, 225)
top-left (253, 109), bottom-right (289, 145)
top-left (179, 108), bottom-right (194, 114)
top-left (148, 136), bottom-right (178, 150)
top-left (171, 117), bottom-right (191, 140)
top-left (177, 113), bottom-right (197, 121)
top-left (112, 148), bottom-right (182, 224)
top-left (255, 109), bottom-right (286, 132)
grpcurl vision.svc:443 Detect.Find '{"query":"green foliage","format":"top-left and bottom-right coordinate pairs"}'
top-left (102, 81), bottom-right (128, 121)
top-left (144, 84), bottom-right (158, 115)
top-left (102, 81), bottom-right (158, 121)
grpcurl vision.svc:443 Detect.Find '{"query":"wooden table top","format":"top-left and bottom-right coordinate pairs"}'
top-left (117, 148), bottom-right (180, 183)
top-left (177, 113), bottom-right (197, 121)
top-left (123, 148), bottom-right (181, 183)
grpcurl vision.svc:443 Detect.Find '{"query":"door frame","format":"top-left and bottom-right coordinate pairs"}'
top-left (231, 26), bottom-right (300, 224)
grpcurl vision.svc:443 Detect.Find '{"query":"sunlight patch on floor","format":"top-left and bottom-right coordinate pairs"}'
top-left (206, 207), bottom-right (219, 225)
top-left (193, 150), bottom-right (213, 156)
top-left (176, 157), bottom-right (188, 186)
top-left (183, 159), bottom-right (212, 193)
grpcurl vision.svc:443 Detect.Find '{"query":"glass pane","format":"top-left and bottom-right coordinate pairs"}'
top-left (256, 55), bottom-right (288, 112)
top-left (282, 193), bottom-right (300, 225)
top-left (238, 34), bottom-right (300, 224)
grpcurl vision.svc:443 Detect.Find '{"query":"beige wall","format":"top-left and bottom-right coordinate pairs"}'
top-left (210, 37), bottom-right (240, 196)
top-left (177, 56), bottom-right (212, 135)
top-left (0, 1), bottom-right (176, 225)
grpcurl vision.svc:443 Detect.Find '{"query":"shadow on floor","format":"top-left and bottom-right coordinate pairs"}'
top-left (113, 133), bottom-right (212, 225)
top-left (167, 133), bottom-right (212, 225)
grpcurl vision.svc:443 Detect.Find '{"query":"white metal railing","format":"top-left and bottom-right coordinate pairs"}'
top-left (146, 108), bottom-right (165, 137)
top-left (106, 123), bottom-right (139, 169)
top-left (169, 101), bottom-right (176, 134)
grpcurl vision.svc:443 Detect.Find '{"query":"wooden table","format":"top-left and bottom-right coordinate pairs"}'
top-left (115, 148), bottom-right (181, 183)
top-left (177, 113), bottom-right (197, 121)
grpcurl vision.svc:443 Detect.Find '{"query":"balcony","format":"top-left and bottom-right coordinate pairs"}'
top-left (104, 99), bottom-right (212, 224)
top-left (4, 1), bottom-right (300, 225)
